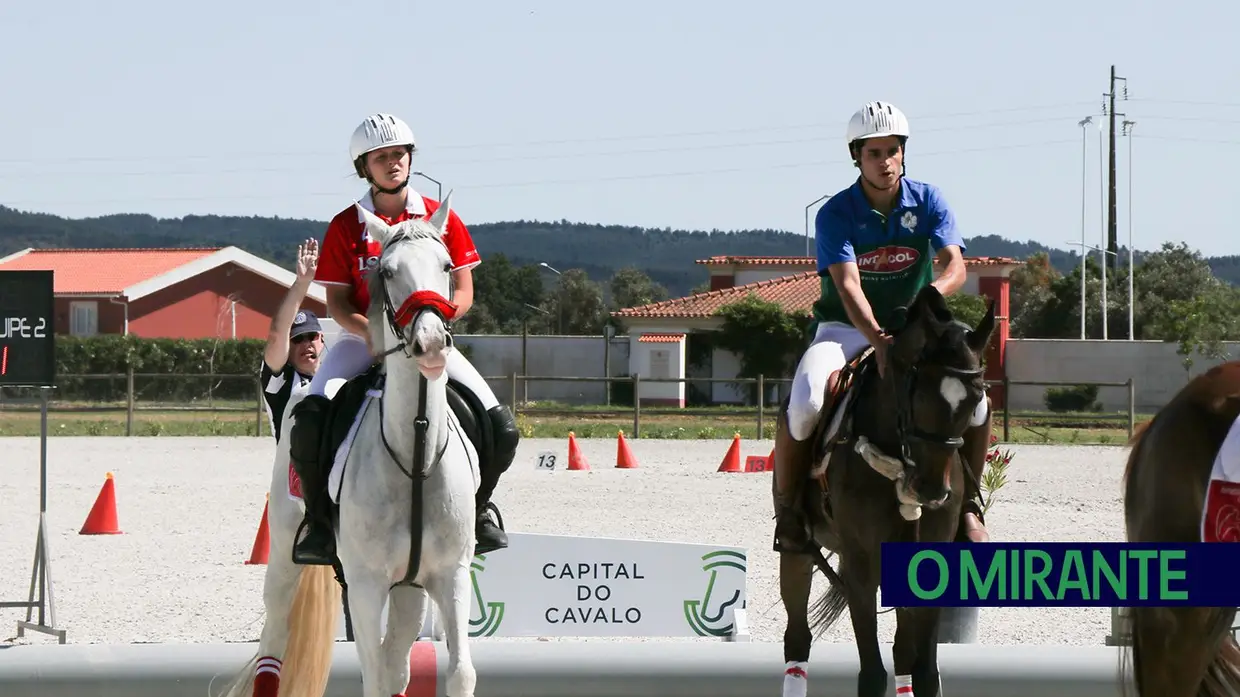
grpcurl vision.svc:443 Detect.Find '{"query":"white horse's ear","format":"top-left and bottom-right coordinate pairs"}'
top-left (427, 190), bottom-right (453, 234)
top-left (356, 203), bottom-right (394, 246)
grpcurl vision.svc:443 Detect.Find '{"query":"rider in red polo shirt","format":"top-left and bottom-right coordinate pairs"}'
top-left (286, 113), bottom-right (519, 566)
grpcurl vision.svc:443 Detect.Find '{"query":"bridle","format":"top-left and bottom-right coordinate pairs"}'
top-left (362, 233), bottom-right (471, 592)
top-left (366, 235), bottom-right (462, 483)
top-left (886, 338), bottom-right (986, 470)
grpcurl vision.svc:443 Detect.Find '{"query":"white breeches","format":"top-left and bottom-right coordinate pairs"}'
top-left (786, 322), bottom-right (873, 441)
top-left (445, 346), bottom-right (499, 410)
top-left (785, 321), bottom-right (990, 441)
top-left (309, 330), bottom-right (499, 410)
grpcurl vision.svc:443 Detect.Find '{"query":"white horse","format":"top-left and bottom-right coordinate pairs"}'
top-left (215, 194), bottom-right (480, 697)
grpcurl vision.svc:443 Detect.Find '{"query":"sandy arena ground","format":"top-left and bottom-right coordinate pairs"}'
top-left (0, 436), bottom-right (1129, 647)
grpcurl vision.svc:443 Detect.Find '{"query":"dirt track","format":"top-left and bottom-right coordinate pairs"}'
top-left (0, 436), bottom-right (1128, 647)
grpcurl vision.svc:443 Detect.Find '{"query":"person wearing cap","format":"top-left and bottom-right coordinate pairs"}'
top-left (261, 239), bottom-right (325, 442)
top-left (770, 101), bottom-right (992, 556)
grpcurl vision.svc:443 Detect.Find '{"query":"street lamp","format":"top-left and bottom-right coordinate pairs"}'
top-left (805, 194), bottom-right (831, 258)
top-left (411, 171), bottom-right (442, 201)
top-left (1066, 239), bottom-right (1117, 340)
top-left (538, 262), bottom-right (564, 335)
top-left (1077, 117), bottom-right (1093, 341)
top-left (1096, 115), bottom-right (1109, 340)
top-left (1122, 120), bottom-right (1136, 341)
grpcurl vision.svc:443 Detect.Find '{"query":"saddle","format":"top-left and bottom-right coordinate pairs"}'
top-left (315, 363), bottom-right (493, 511)
top-left (802, 347), bottom-right (878, 518)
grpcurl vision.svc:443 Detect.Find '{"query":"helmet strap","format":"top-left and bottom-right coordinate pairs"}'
top-left (372, 173), bottom-right (409, 196)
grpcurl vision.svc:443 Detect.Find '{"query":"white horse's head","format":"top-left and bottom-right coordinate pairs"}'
top-left (358, 192), bottom-right (458, 380)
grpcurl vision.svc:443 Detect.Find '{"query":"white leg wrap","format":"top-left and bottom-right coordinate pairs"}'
top-left (782, 661), bottom-right (808, 697)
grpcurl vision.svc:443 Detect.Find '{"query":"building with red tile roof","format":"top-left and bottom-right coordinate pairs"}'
top-left (0, 246), bottom-right (327, 340)
top-left (610, 254), bottom-right (1021, 407)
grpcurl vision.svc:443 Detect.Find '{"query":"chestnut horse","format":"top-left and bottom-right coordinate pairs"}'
top-left (1121, 360), bottom-right (1240, 697)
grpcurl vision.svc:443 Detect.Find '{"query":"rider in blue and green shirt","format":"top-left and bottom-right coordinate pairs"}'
top-left (772, 101), bottom-right (994, 553)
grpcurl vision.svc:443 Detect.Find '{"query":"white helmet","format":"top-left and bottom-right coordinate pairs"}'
top-left (846, 101), bottom-right (910, 148)
top-left (349, 113), bottom-right (416, 169)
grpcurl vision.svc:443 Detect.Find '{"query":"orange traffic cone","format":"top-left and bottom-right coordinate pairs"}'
top-left (616, 431), bottom-right (638, 469)
top-left (568, 431), bottom-right (590, 471)
top-left (245, 495), bottom-right (270, 565)
top-left (717, 433), bottom-right (743, 473)
top-left (80, 471), bottom-right (122, 535)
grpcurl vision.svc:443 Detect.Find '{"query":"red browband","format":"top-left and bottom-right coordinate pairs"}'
top-left (393, 290), bottom-right (458, 327)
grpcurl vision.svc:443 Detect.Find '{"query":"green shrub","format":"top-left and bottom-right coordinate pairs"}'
top-left (1043, 384), bottom-right (1102, 413)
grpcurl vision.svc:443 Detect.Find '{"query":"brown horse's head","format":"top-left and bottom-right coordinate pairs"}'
top-left (881, 284), bottom-right (996, 509)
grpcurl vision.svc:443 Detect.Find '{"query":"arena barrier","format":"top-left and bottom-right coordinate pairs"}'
top-left (0, 640), bottom-right (1133, 697)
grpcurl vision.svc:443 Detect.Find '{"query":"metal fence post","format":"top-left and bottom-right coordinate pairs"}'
top-left (1127, 377), bottom-right (1135, 439)
top-left (126, 366), bottom-right (135, 437)
top-left (756, 374), bottom-right (764, 439)
top-left (632, 374), bottom-right (640, 438)
top-left (254, 378), bottom-right (263, 437)
top-left (510, 372), bottom-right (518, 411)
top-left (1002, 375), bottom-right (1010, 442)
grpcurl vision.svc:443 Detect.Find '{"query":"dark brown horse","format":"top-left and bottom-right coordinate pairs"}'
top-left (775, 284), bottom-right (996, 697)
top-left (1120, 360), bottom-right (1240, 697)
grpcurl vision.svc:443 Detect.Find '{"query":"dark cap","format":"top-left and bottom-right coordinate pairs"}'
top-left (290, 309), bottom-right (322, 338)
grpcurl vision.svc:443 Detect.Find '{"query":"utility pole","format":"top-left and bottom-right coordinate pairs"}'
top-left (1103, 65), bottom-right (1127, 272)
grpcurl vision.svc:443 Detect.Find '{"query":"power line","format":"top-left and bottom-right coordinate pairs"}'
top-left (0, 102), bottom-right (1098, 166)
top-left (0, 115), bottom-right (1087, 180)
top-left (0, 138), bottom-right (1081, 209)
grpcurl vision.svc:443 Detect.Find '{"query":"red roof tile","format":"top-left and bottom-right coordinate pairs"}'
top-left (0, 247), bottom-right (221, 295)
top-left (638, 333), bottom-right (687, 342)
top-left (613, 271), bottom-right (820, 320)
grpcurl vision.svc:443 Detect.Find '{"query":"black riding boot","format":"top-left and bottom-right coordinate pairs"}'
top-left (475, 404), bottom-right (520, 554)
top-left (288, 394), bottom-right (336, 566)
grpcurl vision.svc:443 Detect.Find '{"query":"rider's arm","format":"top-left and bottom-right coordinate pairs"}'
top-left (440, 202), bottom-right (481, 318)
top-left (264, 269), bottom-right (313, 372)
top-left (828, 262), bottom-right (887, 344)
top-left (816, 202), bottom-right (887, 343)
top-left (316, 217), bottom-right (370, 337)
top-left (925, 185), bottom-right (967, 296)
top-left (451, 268), bottom-right (474, 316)
top-left (325, 286), bottom-right (369, 337)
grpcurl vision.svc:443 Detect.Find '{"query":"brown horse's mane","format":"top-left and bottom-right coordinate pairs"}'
top-left (1122, 359), bottom-right (1240, 489)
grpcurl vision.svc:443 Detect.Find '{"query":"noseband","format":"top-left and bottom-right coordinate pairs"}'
top-left (372, 251), bottom-right (458, 360)
top-left (890, 356), bottom-right (985, 467)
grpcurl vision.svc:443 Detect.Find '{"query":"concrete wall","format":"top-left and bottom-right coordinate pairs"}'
top-left (630, 338), bottom-right (686, 406)
top-left (455, 334), bottom-right (630, 405)
top-left (317, 323), bottom-right (1237, 413)
top-left (1004, 339), bottom-right (1240, 413)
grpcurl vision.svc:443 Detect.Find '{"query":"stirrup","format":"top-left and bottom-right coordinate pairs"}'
top-left (478, 500), bottom-right (505, 529)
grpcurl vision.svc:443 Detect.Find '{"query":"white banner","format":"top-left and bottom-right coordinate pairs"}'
top-left (468, 532), bottom-right (747, 638)
top-left (334, 532), bottom-right (748, 640)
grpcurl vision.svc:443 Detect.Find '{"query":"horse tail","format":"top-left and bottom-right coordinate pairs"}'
top-left (806, 549), bottom-right (850, 639)
top-left (277, 564), bottom-right (341, 697)
top-left (1121, 606), bottom-right (1240, 697)
top-left (209, 654), bottom-right (258, 697)
top-left (206, 565), bottom-right (340, 697)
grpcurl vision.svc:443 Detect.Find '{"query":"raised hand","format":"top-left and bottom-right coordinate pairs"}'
top-left (296, 239), bottom-right (319, 281)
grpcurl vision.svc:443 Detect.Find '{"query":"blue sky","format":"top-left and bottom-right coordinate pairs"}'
top-left (2, 1), bottom-right (1237, 257)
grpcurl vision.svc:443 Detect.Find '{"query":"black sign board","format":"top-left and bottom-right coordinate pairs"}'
top-left (0, 270), bottom-right (56, 387)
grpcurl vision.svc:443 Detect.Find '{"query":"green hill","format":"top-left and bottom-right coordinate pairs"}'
top-left (2, 205), bottom-right (1236, 297)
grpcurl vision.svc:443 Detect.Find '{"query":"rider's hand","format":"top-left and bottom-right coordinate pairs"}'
top-left (296, 239), bottom-right (319, 282)
top-left (872, 330), bottom-right (895, 378)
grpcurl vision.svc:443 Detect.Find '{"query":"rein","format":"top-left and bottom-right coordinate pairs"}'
top-left (370, 261), bottom-right (458, 483)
